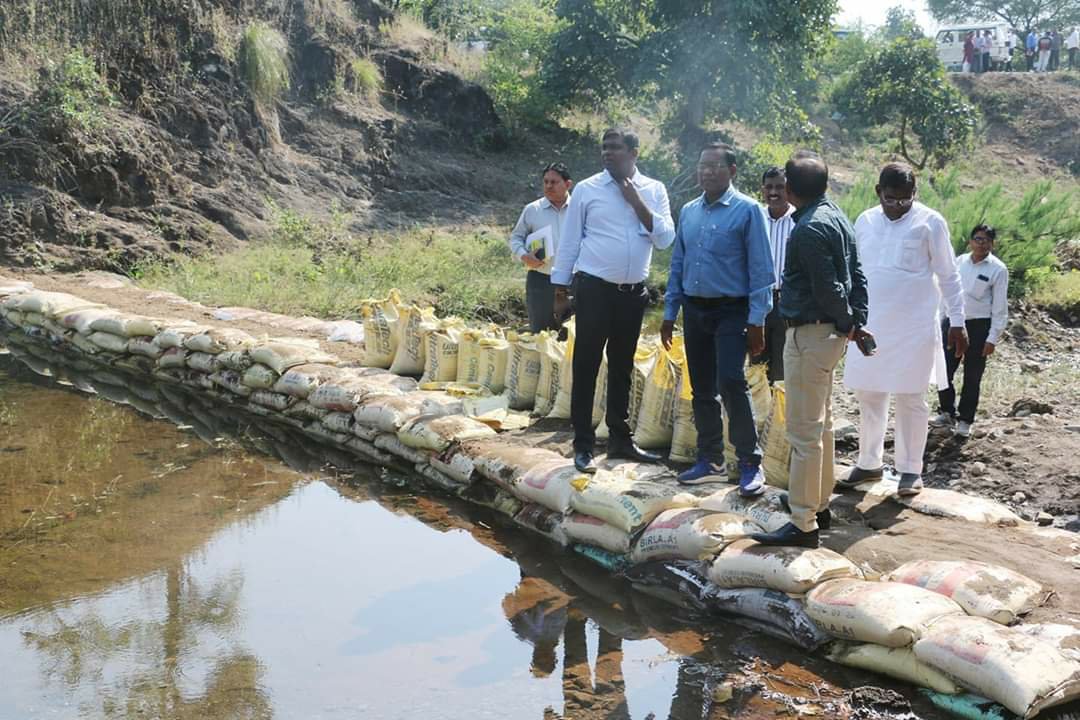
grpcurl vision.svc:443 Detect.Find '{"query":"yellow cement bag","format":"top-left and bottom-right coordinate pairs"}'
top-left (630, 509), bottom-right (758, 564)
top-left (669, 342), bottom-right (697, 463)
top-left (513, 460), bottom-right (581, 513)
top-left (390, 303), bottom-right (438, 376)
top-left (353, 393), bottom-right (427, 432)
top-left (420, 322), bottom-right (464, 384)
top-left (825, 642), bottom-right (961, 695)
top-left (548, 319), bottom-right (575, 420)
top-left (397, 414), bottom-right (497, 451)
top-left (455, 325), bottom-right (501, 385)
top-left (477, 336), bottom-right (510, 394)
top-left (568, 471), bottom-right (687, 533)
top-left (698, 485), bottom-right (791, 533)
top-left (503, 332), bottom-right (542, 411)
top-left (806, 578), bottom-right (965, 647)
top-left (760, 381), bottom-right (790, 488)
top-left (241, 364), bottom-right (279, 390)
top-left (632, 340), bottom-right (680, 449)
top-left (359, 290), bottom-right (401, 368)
top-left (561, 512), bottom-right (632, 554)
top-left (184, 328), bottom-right (257, 355)
top-left (915, 615), bottom-right (1080, 718)
top-left (884, 560), bottom-right (1048, 625)
top-left (708, 539), bottom-right (862, 595)
top-left (90, 314), bottom-right (162, 338)
top-left (88, 331), bottom-right (129, 354)
top-left (532, 332), bottom-right (564, 417)
top-left (629, 340), bottom-right (659, 431)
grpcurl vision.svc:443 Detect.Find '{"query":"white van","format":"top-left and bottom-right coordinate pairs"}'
top-left (936, 24), bottom-right (1014, 71)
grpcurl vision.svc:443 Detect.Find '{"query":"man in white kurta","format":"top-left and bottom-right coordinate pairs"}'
top-left (842, 163), bottom-right (967, 496)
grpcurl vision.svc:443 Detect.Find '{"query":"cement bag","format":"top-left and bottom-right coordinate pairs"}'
top-left (669, 344), bottom-right (697, 463)
top-left (699, 485), bottom-right (790, 533)
top-left (429, 449), bottom-right (476, 485)
top-left (455, 327), bottom-right (495, 385)
top-left (884, 560), bottom-right (1047, 625)
top-left (591, 359), bottom-right (609, 429)
top-left (156, 324), bottom-right (212, 349)
top-left (826, 642), bottom-right (960, 694)
top-left (88, 331), bottom-right (129, 354)
top-left (915, 615), bottom-right (1080, 718)
top-left (214, 350), bottom-right (253, 372)
top-left (345, 437), bottom-right (395, 465)
top-left (250, 341), bottom-right (335, 375)
top-left (631, 509), bottom-right (758, 564)
top-left (241, 364), bottom-right (278, 390)
top-left (707, 587), bottom-right (832, 651)
top-left (158, 347), bottom-right (188, 370)
top-left (477, 337), bottom-right (509, 394)
top-left (353, 394), bottom-right (427, 433)
top-left (373, 432), bottom-right (430, 464)
top-left (210, 370), bottom-right (252, 397)
top-left (250, 390), bottom-right (294, 411)
top-left (1016, 623), bottom-right (1080, 663)
top-left (308, 376), bottom-right (387, 413)
top-left (561, 512), bottom-right (632, 554)
top-left (186, 352), bottom-right (217, 373)
top-left (709, 539), bottom-right (862, 595)
top-left (502, 333), bottom-right (541, 410)
top-left (397, 414), bottom-right (497, 452)
top-left (532, 332), bottom-right (564, 417)
top-left (13, 291), bottom-right (102, 317)
top-left (127, 337), bottom-right (163, 359)
top-left (514, 504), bottom-right (569, 546)
top-left (184, 328), bottom-right (256, 354)
top-left (390, 303), bottom-right (438, 376)
top-left (632, 340), bottom-right (680, 449)
top-left (760, 382), bottom-right (790, 489)
top-left (89, 314), bottom-right (162, 338)
top-left (894, 489), bottom-right (1022, 527)
top-left (322, 412), bottom-right (354, 434)
top-left (414, 463), bottom-right (465, 494)
top-left (628, 340), bottom-right (659, 431)
top-left (568, 471), bottom-right (686, 533)
top-left (514, 460), bottom-right (581, 513)
top-left (273, 364), bottom-right (341, 399)
top-left (359, 290), bottom-right (401, 368)
top-left (420, 323), bottom-right (464, 384)
top-left (464, 441), bottom-right (563, 491)
top-left (748, 363), bottom-right (772, 428)
top-left (284, 400), bottom-right (330, 422)
top-left (806, 578), bottom-right (964, 647)
top-left (59, 308), bottom-right (115, 335)
top-left (548, 319), bottom-right (575, 420)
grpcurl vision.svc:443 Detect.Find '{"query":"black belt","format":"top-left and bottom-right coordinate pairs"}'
top-left (686, 295), bottom-right (747, 309)
top-left (785, 318), bottom-right (832, 328)
top-left (578, 272), bottom-right (645, 293)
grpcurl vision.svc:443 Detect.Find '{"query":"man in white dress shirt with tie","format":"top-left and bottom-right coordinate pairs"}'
top-left (552, 128), bottom-right (676, 473)
top-left (841, 163), bottom-right (968, 496)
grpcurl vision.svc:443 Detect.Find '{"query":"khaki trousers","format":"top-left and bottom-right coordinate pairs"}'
top-left (784, 324), bottom-right (847, 532)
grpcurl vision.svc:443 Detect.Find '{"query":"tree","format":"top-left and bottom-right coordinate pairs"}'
top-left (927, 0), bottom-right (1080, 33)
top-left (541, 0), bottom-right (838, 152)
top-left (879, 6), bottom-right (924, 41)
top-left (833, 37), bottom-right (978, 170)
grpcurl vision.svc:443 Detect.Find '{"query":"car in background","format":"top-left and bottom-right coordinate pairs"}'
top-left (936, 24), bottom-right (1015, 71)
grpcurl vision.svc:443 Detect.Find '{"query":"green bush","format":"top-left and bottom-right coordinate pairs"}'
top-left (34, 48), bottom-right (115, 132)
top-left (238, 22), bottom-right (289, 107)
top-left (350, 57), bottom-right (383, 98)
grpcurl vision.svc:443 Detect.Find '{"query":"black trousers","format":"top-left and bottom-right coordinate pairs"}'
top-left (750, 290), bottom-right (785, 382)
top-left (525, 270), bottom-right (558, 333)
top-left (570, 273), bottom-right (648, 452)
top-left (938, 318), bottom-right (991, 423)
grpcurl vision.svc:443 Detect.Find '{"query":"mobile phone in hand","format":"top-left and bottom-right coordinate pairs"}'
top-left (856, 332), bottom-right (877, 357)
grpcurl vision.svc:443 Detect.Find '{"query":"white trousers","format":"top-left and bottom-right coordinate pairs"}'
top-left (854, 390), bottom-right (930, 475)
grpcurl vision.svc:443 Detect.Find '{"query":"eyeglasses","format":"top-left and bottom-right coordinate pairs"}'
top-left (971, 235), bottom-right (993, 244)
top-left (881, 196), bottom-right (915, 208)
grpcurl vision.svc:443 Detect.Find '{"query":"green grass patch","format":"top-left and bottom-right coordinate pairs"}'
top-left (238, 22), bottom-right (289, 107)
top-left (350, 57), bottom-right (383, 98)
top-left (1031, 269), bottom-right (1080, 313)
top-left (34, 48), bottom-right (115, 132)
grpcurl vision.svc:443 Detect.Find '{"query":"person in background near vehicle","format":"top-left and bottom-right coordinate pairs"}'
top-left (753, 166), bottom-right (795, 382)
top-left (750, 153), bottom-right (870, 549)
top-left (840, 163), bottom-right (967, 498)
top-left (662, 143), bottom-right (774, 495)
top-left (1026, 28), bottom-right (1038, 71)
top-left (1038, 31), bottom-right (1053, 71)
top-left (552, 128), bottom-right (676, 474)
top-left (1051, 29), bottom-right (1063, 71)
top-left (963, 31), bottom-right (976, 72)
top-left (1004, 28), bottom-right (1014, 71)
top-left (1068, 27), bottom-right (1079, 70)
top-left (973, 31), bottom-right (987, 72)
top-left (508, 162), bottom-right (573, 333)
top-left (981, 30), bottom-right (994, 72)
top-left (931, 225), bottom-right (1009, 438)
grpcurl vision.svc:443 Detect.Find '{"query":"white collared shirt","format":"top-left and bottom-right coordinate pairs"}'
top-left (956, 251), bottom-right (1009, 344)
top-left (762, 203), bottom-right (795, 287)
top-left (508, 196), bottom-right (568, 275)
top-left (551, 168), bottom-right (675, 285)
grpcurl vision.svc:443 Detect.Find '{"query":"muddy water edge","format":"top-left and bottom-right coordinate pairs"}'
top-left (0, 345), bottom-right (949, 720)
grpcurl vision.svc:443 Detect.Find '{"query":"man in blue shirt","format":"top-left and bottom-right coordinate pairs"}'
top-left (661, 142), bottom-right (775, 495)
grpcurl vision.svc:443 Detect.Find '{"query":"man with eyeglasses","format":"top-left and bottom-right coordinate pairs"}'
top-left (840, 163), bottom-right (967, 497)
top-left (661, 142), bottom-right (774, 494)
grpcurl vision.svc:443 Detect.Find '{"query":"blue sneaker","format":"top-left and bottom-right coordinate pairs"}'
top-left (677, 458), bottom-right (725, 486)
top-left (738, 461), bottom-right (766, 497)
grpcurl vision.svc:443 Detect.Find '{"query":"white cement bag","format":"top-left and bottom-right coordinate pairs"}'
top-left (186, 352), bottom-right (217, 373)
top-left (158, 346), bottom-right (188, 369)
top-left (825, 642), bottom-right (961, 695)
top-left (359, 290), bottom-right (401, 368)
top-left (90, 314), bottom-right (162, 338)
top-left (210, 370), bottom-right (253, 397)
top-left (88, 331), bottom-right (129, 354)
top-left (420, 323), bottom-right (464, 384)
top-left (250, 342), bottom-right (335, 375)
top-left (884, 559), bottom-right (1048, 625)
top-left (709, 539), bottom-right (862, 595)
top-left (213, 349), bottom-right (253, 372)
top-left (127, 336), bottom-right (163, 359)
top-left (397, 414), bottom-right (497, 451)
top-left (241, 364), bottom-right (278, 390)
top-left (698, 485), bottom-right (791, 533)
top-left (59, 308), bottom-right (115, 335)
top-left (273, 363), bottom-right (341, 398)
top-left (477, 337), bottom-right (509, 394)
top-left (502, 333), bottom-right (541, 410)
top-left (322, 411), bottom-right (355, 434)
top-left (568, 471), bottom-right (686, 533)
top-left (373, 433), bottom-right (430, 464)
top-left (284, 400), bottom-right (330, 422)
top-left (631, 509), bottom-right (758, 564)
top-left (464, 441), bottom-right (563, 491)
top-left (548, 319), bottom-right (575, 420)
top-left (632, 341), bottom-right (680, 449)
top-left (514, 504), bottom-right (569, 546)
top-left (250, 390), bottom-right (294, 411)
top-left (1016, 623), bottom-right (1080, 663)
top-left (915, 615), bottom-right (1080, 718)
top-left (308, 376), bottom-right (384, 413)
top-left (894, 488), bottom-right (1023, 527)
top-left (353, 394), bottom-right (427, 433)
top-left (806, 578), bottom-right (964, 647)
top-left (390, 303), bottom-right (438, 376)
top-left (14, 291), bottom-right (102, 317)
top-left (561, 512), bottom-right (632, 554)
top-left (184, 328), bottom-right (256, 354)
top-left (532, 332), bottom-right (564, 417)
top-left (345, 437), bottom-right (395, 465)
top-left (155, 323), bottom-right (211, 349)
top-left (514, 460), bottom-right (581, 513)
top-left (429, 449), bottom-right (477, 485)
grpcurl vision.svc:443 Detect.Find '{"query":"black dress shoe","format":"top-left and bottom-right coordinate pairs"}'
top-left (817, 508), bottom-right (831, 530)
top-left (751, 522), bottom-right (819, 548)
top-left (606, 441), bottom-right (662, 463)
top-left (574, 451), bottom-right (597, 474)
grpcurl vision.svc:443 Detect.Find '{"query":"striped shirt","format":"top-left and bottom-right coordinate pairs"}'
top-left (763, 203), bottom-right (795, 287)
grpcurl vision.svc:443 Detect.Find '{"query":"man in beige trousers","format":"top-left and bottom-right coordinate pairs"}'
top-left (752, 154), bottom-right (872, 549)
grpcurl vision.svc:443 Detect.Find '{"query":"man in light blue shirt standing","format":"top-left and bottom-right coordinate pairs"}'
top-left (661, 142), bottom-right (775, 495)
top-left (552, 128), bottom-right (676, 473)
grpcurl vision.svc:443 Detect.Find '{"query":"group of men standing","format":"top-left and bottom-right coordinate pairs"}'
top-left (508, 129), bottom-right (1009, 549)
top-left (1025, 27), bottom-right (1079, 72)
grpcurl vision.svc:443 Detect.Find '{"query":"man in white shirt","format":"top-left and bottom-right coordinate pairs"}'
top-left (753, 166), bottom-right (795, 382)
top-left (840, 163), bottom-right (968, 497)
top-left (931, 224), bottom-right (1009, 437)
top-left (508, 162), bottom-right (573, 332)
top-left (1067, 27), bottom-right (1079, 70)
top-left (552, 128), bottom-right (676, 473)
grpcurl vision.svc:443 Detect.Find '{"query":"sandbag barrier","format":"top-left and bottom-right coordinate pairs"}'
top-left (2, 283), bottom-right (1079, 719)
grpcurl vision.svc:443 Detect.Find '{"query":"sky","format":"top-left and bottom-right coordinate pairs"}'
top-left (836, 0), bottom-right (938, 33)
